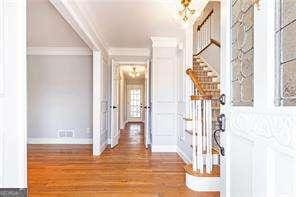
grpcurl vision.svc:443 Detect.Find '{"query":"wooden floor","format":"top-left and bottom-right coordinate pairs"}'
top-left (28, 123), bottom-right (220, 197)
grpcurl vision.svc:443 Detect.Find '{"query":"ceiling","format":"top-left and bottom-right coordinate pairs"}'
top-left (76, 0), bottom-right (187, 48)
top-left (27, 0), bottom-right (211, 50)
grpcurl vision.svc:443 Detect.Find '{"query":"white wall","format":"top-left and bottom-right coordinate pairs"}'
top-left (176, 39), bottom-right (192, 163)
top-left (27, 55), bottom-right (93, 142)
top-left (0, 0), bottom-right (27, 188)
top-left (151, 37), bottom-right (178, 152)
top-left (27, 0), bottom-right (87, 47)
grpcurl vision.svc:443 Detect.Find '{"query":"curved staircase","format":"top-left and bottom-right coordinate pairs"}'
top-left (184, 55), bottom-right (221, 192)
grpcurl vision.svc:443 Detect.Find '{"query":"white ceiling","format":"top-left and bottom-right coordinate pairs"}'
top-left (28, 0), bottom-right (211, 50)
top-left (76, 0), bottom-right (187, 48)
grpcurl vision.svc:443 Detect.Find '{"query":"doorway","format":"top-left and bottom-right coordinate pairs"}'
top-left (109, 60), bottom-right (151, 149)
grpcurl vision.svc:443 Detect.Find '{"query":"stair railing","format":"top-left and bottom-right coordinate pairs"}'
top-left (195, 10), bottom-right (220, 55)
top-left (186, 68), bottom-right (213, 173)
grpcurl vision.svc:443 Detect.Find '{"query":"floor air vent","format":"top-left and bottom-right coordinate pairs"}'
top-left (58, 129), bottom-right (75, 138)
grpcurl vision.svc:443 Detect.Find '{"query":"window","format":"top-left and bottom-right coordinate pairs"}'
top-left (129, 89), bottom-right (141, 118)
top-left (275, 0), bottom-right (296, 106)
top-left (231, 0), bottom-right (254, 106)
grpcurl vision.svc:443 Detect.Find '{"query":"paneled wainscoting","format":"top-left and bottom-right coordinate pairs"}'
top-left (28, 123), bottom-right (219, 196)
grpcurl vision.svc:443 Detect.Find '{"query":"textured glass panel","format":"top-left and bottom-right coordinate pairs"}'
top-left (282, 21), bottom-right (296, 62)
top-left (231, 0), bottom-right (254, 106)
top-left (275, 0), bottom-right (296, 106)
top-left (282, 60), bottom-right (296, 97)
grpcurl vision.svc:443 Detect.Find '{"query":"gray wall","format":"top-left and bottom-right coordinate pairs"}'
top-left (27, 55), bottom-right (93, 139)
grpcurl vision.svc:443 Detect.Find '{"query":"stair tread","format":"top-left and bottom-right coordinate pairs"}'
top-left (184, 164), bottom-right (220, 177)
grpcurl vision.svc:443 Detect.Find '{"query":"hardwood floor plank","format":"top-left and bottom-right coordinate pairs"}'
top-left (28, 123), bottom-right (219, 197)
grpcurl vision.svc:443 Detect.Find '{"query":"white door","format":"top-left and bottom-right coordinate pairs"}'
top-left (144, 60), bottom-right (151, 148)
top-left (220, 0), bottom-right (296, 197)
top-left (127, 85), bottom-right (143, 121)
top-left (110, 60), bottom-right (120, 148)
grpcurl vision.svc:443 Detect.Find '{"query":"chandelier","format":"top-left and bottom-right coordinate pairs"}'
top-left (179, 0), bottom-right (195, 22)
top-left (129, 67), bottom-right (140, 78)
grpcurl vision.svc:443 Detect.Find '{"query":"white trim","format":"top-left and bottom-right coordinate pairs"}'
top-left (0, 130), bottom-right (3, 186)
top-left (27, 47), bottom-right (92, 56)
top-left (151, 37), bottom-right (178, 48)
top-left (151, 145), bottom-right (177, 152)
top-left (177, 147), bottom-right (191, 164)
top-left (49, 0), bottom-right (108, 52)
top-left (0, 0), bottom-right (4, 96)
top-left (185, 173), bottom-right (220, 192)
top-left (108, 47), bottom-right (150, 57)
top-left (93, 50), bottom-right (102, 156)
top-left (28, 138), bottom-right (92, 144)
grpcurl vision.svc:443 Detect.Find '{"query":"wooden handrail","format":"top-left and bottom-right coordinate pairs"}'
top-left (196, 39), bottom-right (220, 56)
top-left (197, 10), bottom-right (214, 31)
top-left (211, 38), bottom-right (220, 47)
top-left (186, 68), bottom-right (212, 100)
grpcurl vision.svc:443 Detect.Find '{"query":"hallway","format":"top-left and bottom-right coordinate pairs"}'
top-left (28, 123), bottom-right (219, 196)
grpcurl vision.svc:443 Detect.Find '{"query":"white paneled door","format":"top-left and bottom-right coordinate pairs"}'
top-left (110, 60), bottom-right (120, 148)
top-left (220, 0), bottom-right (296, 197)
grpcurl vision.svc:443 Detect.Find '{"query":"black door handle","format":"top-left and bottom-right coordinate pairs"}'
top-left (111, 106), bottom-right (118, 109)
top-left (214, 114), bottom-right (226, 156)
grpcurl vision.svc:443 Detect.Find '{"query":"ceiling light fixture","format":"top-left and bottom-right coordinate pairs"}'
top-left (129, 67), bottom-right (140, 78)
top-left (179, 0), bottom-right (195, 22)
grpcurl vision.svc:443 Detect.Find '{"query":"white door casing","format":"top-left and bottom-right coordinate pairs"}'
top-left (144, 59), bottom-right (151, 148)
top-left (93, 50), bottom-right (101, 155)
top-left (220, 0), bottom-right (296, 197)
top-left (110, 60), bottom-right (120, 148)
top-left (0, 0), bottom-right (27, 188)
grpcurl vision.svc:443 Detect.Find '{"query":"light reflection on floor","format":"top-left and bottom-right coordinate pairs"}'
top-left (127, 123), bottom-right (142, 144)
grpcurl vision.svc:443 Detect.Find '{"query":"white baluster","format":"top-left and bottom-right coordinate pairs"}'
top-left (197, 100), bottom-right (203, 173)
top-left (192, 100), bottom-right (197, 171)
top-left (202, 100), bottom-right (206, 152)
top-left (205, 100), bottom-right (213, 173)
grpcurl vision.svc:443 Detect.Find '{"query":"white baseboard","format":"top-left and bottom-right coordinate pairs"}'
top-left (151, 145), bottom-right (177, 152)
top-left (177, 147), bottom-right (191, 164)
top-left (28, 138), bottom-right (92, 144)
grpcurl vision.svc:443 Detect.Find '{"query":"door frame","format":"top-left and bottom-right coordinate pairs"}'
top-left (110, 60), bottom-right (151, 146)
top-left (93, 50), bottom-right (102, 155)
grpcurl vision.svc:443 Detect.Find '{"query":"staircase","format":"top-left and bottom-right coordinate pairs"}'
top-left (184, 55), bottom-right (221, 192)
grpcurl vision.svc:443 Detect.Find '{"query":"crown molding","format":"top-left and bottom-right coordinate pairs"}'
top-left (27, 47), bottom-right (92, 56)
top-left (108, 47), bottom-right (150, 57)
top-left (151, 37), bottom-right (178, 48)
top-left (49, 0), bottom-right (108, 55)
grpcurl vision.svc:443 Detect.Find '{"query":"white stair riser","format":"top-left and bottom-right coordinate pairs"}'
top-left (185, 173), bottom-right (220, 192)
